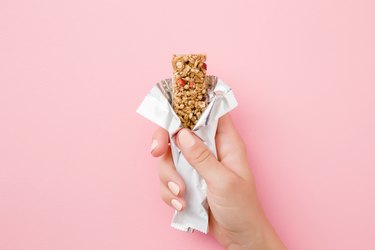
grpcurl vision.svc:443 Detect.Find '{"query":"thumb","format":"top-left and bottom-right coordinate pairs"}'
top-left (176, 129), bottom-right (227, 185)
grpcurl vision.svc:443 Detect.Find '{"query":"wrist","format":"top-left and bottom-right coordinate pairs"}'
top-left (226, 217), bottom-right (266, 250)
top-left (227, 213), bottom-right (285, 250)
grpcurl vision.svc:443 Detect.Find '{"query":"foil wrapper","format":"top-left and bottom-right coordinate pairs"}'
top-left (136, 76), bottom-right (237, 233)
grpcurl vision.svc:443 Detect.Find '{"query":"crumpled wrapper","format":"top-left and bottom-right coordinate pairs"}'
top-left (136, 76), bottom-right (238, 233)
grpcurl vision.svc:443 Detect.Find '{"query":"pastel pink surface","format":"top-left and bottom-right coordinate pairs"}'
top-left (0, 0), bottom-right (374, 249)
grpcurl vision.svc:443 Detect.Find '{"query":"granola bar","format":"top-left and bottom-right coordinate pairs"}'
top-left (172, 54), bottom-right (207, 129)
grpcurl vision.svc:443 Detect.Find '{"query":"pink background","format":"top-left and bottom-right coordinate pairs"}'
top-left (1, 0), bottom-right (374, 249)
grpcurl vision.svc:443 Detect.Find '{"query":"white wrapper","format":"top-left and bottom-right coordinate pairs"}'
top-left (137, 76), bottom-right (237, 233)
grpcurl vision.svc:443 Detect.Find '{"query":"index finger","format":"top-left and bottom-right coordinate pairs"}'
top-left (151, 127), bottom-right (170, 157)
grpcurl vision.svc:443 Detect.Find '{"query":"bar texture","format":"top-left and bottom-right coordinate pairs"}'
top-left (172, 54), bottom-right (207, 129)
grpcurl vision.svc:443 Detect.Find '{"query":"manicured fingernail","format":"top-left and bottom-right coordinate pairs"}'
top-left (178, 129), bottom-right (195, 148)
top-left (150, 139), bottom-right (158, 153)
top-left (171, 199), bottom-right (182, 211)
top-left (168, 181), bottom-right (180, 196)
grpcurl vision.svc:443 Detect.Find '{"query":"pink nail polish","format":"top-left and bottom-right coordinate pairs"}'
top-left (168, 181), bottom-right (180, 196)
top-left (171, 199), bottom-right (182, 211)
top-left (150, 139), bottom-right (158, 153)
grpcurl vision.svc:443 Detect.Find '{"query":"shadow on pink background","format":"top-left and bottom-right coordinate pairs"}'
top-left (1, 0), bottom-right (374, 249)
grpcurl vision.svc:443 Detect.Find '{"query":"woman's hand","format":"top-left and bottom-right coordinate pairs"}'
top-left (151, 114), bottom-right (286, 250)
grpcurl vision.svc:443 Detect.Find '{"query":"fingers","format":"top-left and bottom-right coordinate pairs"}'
top-left (151, 127), bottom-right (169, 157)
top-left (176, 129), bottom-right (230, 185)
top-left (158, 148), bottom-right (186, 211)
top-left (160, 183), bottom-right (186, 211)
top-left (158, 149), bottom-right (185, 195)
top-left (152, 127), bottom-right (187, 211)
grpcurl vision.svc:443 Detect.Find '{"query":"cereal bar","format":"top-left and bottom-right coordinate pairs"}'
top-left (172, 54), bottom-right (207, 129)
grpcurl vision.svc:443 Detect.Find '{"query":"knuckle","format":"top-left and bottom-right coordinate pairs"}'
top-left (159, 185), bottom-right (170, 203)
top-left (157, 162), bottom-right (165, 180)
top-left (162, 197), bottom-right (170, 205)
top-left (158, 160), bottom-right (170, 183)
top-left (192, 147), bottom-right (212, 166)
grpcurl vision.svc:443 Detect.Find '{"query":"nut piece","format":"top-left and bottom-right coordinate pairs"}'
top-left (172, 54), bottom-right (207, 129)
top-left (176, 61), bottom-right (183, 69)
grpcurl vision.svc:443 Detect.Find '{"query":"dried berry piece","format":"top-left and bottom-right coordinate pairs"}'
top-left (202, 63), bottom-right (207, 70)
top-left (177, 78), bottom-right (185, 86)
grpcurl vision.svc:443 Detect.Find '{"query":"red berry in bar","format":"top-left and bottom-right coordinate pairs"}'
top-left (177, 78), bottom-right (185, 86)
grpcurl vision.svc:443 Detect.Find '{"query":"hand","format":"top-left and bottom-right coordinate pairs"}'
top-left (151, 114), bottom-right (286, 250)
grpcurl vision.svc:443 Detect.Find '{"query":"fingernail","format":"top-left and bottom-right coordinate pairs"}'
top-left (171, 199), bottom-right (182, 211)
top-left (150, 139), bottom-right (158, 153)
top-left (167, 181), bottom-right (180, 196)
top-left (178, 129), bottom-right (195, 148)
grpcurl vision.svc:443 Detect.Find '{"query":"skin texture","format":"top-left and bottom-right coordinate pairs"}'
top-left (151, 114), bottom-right (286, 250)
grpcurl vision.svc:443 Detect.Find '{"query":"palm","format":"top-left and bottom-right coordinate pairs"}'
top-left (206, 119), bottom-right (258, 247)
